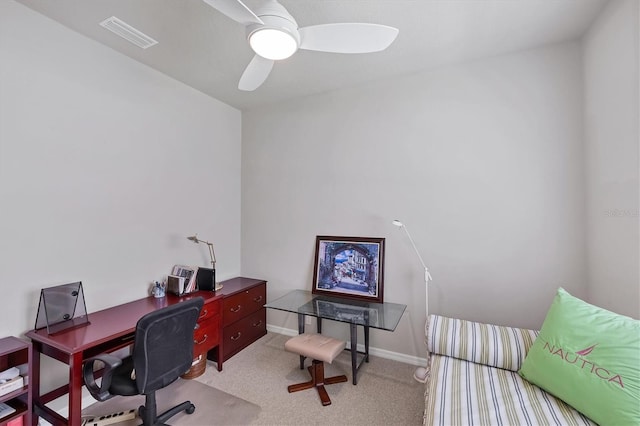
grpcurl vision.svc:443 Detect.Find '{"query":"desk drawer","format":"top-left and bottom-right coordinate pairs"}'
top-left (193, 317), bottom-right (220, 357)
top-left (222, 285), bottom-right (266, 327)
top-left (199, 299), bottom-right (221, 322)
top-left (222, 309), bottom-right (266, 359)
top-left (193, 297), bottom-right (221, 358)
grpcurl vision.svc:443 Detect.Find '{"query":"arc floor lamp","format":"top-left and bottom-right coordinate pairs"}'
top-left (392, 220), bottom-right (432, 383)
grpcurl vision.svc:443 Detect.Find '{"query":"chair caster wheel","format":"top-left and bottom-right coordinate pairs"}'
top-left (186, 404), bottom-right (196, 415)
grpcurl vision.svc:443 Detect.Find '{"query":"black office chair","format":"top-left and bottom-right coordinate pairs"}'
top-left (83, 297), bottom-right (204, 426)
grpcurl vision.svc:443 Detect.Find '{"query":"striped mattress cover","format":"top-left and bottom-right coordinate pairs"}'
top-left (423, 315), bottom-right (596, 426)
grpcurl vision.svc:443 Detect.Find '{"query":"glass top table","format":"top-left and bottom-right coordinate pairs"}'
top-left (265, 290), bottom-right (407, 384)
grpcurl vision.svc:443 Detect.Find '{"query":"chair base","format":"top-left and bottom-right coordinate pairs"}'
top-left (287, 359), bottom-right (347, 406)
top-left (139, 391), bottom-right (195, 425)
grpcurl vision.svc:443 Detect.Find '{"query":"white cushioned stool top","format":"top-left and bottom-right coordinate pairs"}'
top-left (285, 333), bottom-right (346, 364)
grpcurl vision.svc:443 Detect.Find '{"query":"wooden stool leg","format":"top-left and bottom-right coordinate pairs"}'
top-left (309, 360), bottom-right (329, 406)
top-left (287, 366), bottom-right (315, 393)
top-left (287, 360), bottom-right (347, 406)
top-left (325, 374), bottom-right (348, 385)
top-left (317, 385), bottom-right (331, 406)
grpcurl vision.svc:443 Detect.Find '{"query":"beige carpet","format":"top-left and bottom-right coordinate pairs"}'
top-left (82, 378), bottom-right (261, 425)
top-left (195, 332), bottom-right (425, 425)
top-left (82, 332), bottom-right (424, 425)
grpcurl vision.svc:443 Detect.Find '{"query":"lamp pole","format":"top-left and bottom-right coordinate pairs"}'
top-left (392, 220), bottom-right (432, 383)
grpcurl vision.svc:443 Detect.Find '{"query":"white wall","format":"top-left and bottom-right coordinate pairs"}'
top-left (583, 0), bottom-right (640, 319)
top-left (3, 0), bottom-right (635, 400)
top-left (0, 0), bottom-right (241, 390)
top-left (242, 42), bottom-right (587, 360)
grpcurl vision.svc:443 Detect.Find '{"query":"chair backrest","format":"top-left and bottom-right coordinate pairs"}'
top-left (132, 297), bottom-right (204, 394)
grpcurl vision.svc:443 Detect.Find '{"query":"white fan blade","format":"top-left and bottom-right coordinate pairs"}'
top-left (299, 23), bottom-right (398, 53)
top-left (238, 55), bottom-right (274, 91)
top-left (202, 0), bottom-right (263, 25)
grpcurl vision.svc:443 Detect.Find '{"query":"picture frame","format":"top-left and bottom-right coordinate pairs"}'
top-left (34, 281), bottom-right (90, 335)
top-left (312, 236), bottom-right (385, 303)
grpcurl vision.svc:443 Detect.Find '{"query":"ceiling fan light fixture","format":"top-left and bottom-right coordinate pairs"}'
top-left (205, 0), bottom-right (398, 91)
top-left (249, 28), bottom-right (298, 60)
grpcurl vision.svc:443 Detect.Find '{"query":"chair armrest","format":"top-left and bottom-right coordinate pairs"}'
top-left (82, 353), bottom-right (123, 401)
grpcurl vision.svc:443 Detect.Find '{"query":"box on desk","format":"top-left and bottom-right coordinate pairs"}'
top-left (167, 265), bottom-right (199, 295)
top-left (0, 376), bottom-right (24, 397)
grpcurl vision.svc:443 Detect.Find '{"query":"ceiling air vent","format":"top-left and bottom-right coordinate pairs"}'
top-left (99, 16), bottom-right (158, 49)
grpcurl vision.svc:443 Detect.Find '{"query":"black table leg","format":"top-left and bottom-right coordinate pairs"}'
top-left (350, 323), bottom-right (358, 384)
top-left (297, 313), bottom-right (305, 369)
top-left (364, 325), bottom-right (370, 362)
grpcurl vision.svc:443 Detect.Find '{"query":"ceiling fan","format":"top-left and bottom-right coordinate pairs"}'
top-left (202, 0), bottom-right (399, 91)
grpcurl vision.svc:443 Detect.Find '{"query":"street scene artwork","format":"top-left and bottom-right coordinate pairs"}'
top-left (312, 236), bottom-right (385, 303)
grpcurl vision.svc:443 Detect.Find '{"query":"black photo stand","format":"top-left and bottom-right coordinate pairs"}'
top-left (35, 281), bottom-right (90, 335)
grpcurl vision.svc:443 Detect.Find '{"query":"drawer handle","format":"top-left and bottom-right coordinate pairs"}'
top-left (194, 334), bottom-right (208, 345)
top-left (230, 332), bottom-right (242, 341)
top-left (253, 296), bottom-right (263, 303)
top-left (252, 320), bottom-right (263, 328)
top-left (199, 309), bottom-right (208, 318)
top-left (230, 305), bottom-right (242, 313)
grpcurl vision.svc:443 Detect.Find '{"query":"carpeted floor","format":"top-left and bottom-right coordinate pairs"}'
top-left (81, 378), bottom-right (261, 425)
top-left (195, 332), bottom-right (426, 425)
top-left (83, 332), bottom-right (425, 425)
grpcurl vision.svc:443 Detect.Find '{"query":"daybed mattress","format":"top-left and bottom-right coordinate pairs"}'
top-left (425, 353), bottom-right (596, 426)
top-left (423, 315), bottom-right (596, 426)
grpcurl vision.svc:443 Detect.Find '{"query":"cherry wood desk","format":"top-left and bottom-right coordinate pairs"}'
top-left (25, 290), bottom-right (221, 426)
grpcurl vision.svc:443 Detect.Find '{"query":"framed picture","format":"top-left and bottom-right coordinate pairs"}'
top-left (312, 236), bottom-right (385, 303)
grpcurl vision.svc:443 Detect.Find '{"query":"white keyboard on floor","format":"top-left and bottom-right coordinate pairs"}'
top-left (82, 409), bottom-right (137, 426)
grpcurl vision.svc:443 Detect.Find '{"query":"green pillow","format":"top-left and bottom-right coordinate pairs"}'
top-left (519, 288), bottom-right (640, 426)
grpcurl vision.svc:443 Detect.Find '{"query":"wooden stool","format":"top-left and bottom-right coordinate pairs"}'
top-left (284, 333), bottom-right (348, 406)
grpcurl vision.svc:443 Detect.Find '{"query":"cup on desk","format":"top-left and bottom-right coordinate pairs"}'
top-left (151, 281), bottom-right (166, 298)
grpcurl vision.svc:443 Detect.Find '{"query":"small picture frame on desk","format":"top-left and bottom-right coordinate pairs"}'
top-left (34, 281), bottom-right (90, 334)
top-left (312, 236), bottom-right (385, 303)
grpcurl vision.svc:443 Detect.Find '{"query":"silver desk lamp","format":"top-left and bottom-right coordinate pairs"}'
top-left (187, 234), bottom-right (217, 291)
top-left (187, 234), bottom-right (216, 269)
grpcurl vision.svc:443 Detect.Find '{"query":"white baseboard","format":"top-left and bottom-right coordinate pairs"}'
top-left (266, 324), bottom-right (428, 367)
